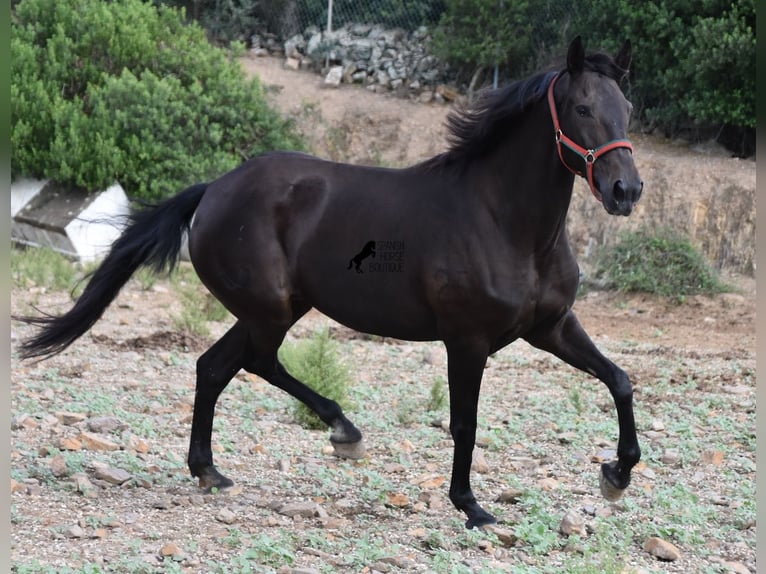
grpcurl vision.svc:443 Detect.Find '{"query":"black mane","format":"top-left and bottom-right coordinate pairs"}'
top-left (419, 51), bottom-right (628, 171)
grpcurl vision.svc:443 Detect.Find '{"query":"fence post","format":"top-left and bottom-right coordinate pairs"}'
top-left (493, 0), bottom-right (503, 89)
top-left (325, 0), bottom-right (334, 69)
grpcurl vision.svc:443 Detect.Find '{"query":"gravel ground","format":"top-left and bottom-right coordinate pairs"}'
top-left (10, 272), bottom-right (756, 573)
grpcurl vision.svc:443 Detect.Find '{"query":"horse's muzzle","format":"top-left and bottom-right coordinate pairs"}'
top-left (604, 178), bottom-right (643, 216)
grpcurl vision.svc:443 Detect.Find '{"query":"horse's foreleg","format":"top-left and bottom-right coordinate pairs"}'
top-left (188, 322), bottom-right (248, 490)
top-left (526, 310), bottom-right (641, 500)
top-left (444, 338), bottom-right (496, 528)
top-left (246, 356), bottom-right (365, 459)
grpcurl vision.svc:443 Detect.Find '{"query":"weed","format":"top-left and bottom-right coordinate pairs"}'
top-left (589, 226), bottom-right (728, 300)
top-left (171, 272), bottom-right (229, 336)
top-left (11, 245), bottom-right (80, 292)
top-left (427, 376), bottom-right (448, 412)
top-left (278, 328), bottom-right (353, 429)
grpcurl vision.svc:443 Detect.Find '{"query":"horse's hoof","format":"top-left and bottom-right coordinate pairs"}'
top-left (465, 511), bottom-right (497, 530)
top-left (331, 439), bottom-right (367, 460)
top-left (599, 466), bottom-right (626, 501)
top-left (197, 467), bottom-right (234, 492)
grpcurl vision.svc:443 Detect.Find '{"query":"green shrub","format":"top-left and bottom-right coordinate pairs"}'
top-left (432, 0), bottom-right (533, 82)
top-left (571, 0), bottom-right (754, 152)
top-left (11, 246), bottom-right (80, 292)
top-left (590, 227), bottom-right (728, 301)
top-left (11, 0), bottom-right (303, 201)
top-left (170, 266), bottom-right (230, 336)
top-left (279, 329), bottom-right (353, 430)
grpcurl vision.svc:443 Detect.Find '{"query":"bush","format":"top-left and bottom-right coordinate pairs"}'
top-left (11, 246), bottom-right (81, 292)
top-left (279, 329), bottom-right (353, 430)
top-left (590, 227), bottom-right (728, 301)
top-left (431, 0), bottom-right (533, 83)
top-left (11, 0), bottom-right (303, 201)
top-left (570, 0), bottom-right (755, 154)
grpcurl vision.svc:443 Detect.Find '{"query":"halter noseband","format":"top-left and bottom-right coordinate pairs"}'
top-left (547, 73), bottom-right (633, 201)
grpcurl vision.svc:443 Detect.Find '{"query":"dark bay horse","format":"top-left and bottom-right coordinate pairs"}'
top-left (16, 37), bottom-right (643, 528)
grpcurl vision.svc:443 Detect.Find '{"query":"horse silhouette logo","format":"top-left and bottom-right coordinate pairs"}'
top-left (347, 240), bottom-right (376, 273)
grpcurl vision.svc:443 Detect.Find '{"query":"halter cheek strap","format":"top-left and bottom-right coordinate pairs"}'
top-left (547, 73), bottom-right (633, 201)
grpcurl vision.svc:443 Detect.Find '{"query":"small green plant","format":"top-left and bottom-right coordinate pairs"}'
top-left (11, 246), bottom-right (79, 291)
top-left (171, 268), bottom-right (229, 336)
top-left (427, 376), bottom-right (448, 412)
top-left (590, 226), bottom-right (728, 301)
top-left (279, 328), bottom-right (353, 429)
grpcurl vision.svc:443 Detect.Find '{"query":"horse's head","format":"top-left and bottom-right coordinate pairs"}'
top-left (550, 37), bottom-right (643, 216)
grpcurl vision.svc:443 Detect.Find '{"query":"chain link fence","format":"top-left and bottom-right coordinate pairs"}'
top-left (254, 0), bottom-right (574, 87)
top-left (255, 0), bottom-right (445, 38)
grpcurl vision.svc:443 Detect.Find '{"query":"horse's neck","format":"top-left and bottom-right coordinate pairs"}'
top-left (473, 107), bottom-right (575, 248)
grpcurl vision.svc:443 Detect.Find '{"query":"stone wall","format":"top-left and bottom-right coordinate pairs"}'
top-left (251, 24), bottom-right (449, 100)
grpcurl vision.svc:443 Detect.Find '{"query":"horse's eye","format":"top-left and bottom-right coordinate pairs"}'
top-left (576, 105), bottom-right (591, 118)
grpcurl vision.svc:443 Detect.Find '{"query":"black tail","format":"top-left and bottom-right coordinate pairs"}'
top-left (15, 183), bottom-right (208, 360)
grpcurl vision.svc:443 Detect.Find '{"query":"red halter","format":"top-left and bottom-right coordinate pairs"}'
top-left (546, 73), bottom-right (633, 201)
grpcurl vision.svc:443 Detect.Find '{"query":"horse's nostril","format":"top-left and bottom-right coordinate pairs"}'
top-left (613, 180), bottom-right (626, 202)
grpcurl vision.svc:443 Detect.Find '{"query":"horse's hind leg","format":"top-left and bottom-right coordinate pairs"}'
top-left (188, 321), bottom-right (249, 490)
top-left (244, 350), bottom-right (365, 459)
top-left (526, 310), bottom-right (641, 501)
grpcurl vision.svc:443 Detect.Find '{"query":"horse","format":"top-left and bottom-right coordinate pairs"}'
top-left (15, 36), bottom-right (643, 529)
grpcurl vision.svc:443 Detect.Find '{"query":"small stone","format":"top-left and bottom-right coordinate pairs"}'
top-left (152, 497), bottom-right (172, 510)
top-left (12, 414), bottom-right (37, 430)
top-left (592, 449), bottom-right (617, 463)
top-left (49, 454), bottom-right (69, 477)
top-left (538, 477), bottom-right (559, 491)
top-left (72, 473), bottom-right (98, 497)
top-left (650, 419), bottom-right (666, 431)
top-left (471, 449), bottom-right (490, 474)
top-left (385, 492), bottom-right (410, 507)
top-left (59, 437), bottom-right (83, 451)
top-left (87, 416), bottom-right (125, 434)
top-left (702, 449), bottom-right (725, 466)
top-left (557, 432), bottom-right (578, 444)
top-left (64, 525), bottom-right (86, 538)
top-left (661, 449), bottom-right (681, 465)
top-left (496, 487), bottom-right (523, 503)
top-left (10, 479), bottom-right (27, 494)
top-left (416, 475), bottom-right (446, 489)
top-left (284, 57), bottom-right (300, 71)
top-left (57, 412), bottom-right (87, 426)
top-left (477, 539), bottom-right (494, 553)
top-left (216, 508), bottom-right (237, 525)
top-left (160, 542), bottom-right (185, 559)
top-left (277, 501), bottom-right (322, 518)
top-left (323, 65), bottom-right (343, 87)
top-left (482, 524), bottom-right (518, 546)
top-left (79, 432), bottom-right (120, 452)
top-left (644, 536), bottom-right (681, 561)
top-left (128, 435), bottom-right (151, 454)
top-left (94, 467), bottom-right (132, 486)
top-left (559, 509), bottom-right (586, 536)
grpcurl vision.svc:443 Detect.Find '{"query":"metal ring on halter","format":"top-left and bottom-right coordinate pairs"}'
top-left (555, 129), bottom-right (562, 143)
top-left (585, 151), bottom-right (595, 163)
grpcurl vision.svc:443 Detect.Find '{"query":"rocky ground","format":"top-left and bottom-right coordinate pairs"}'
top-left (10, 57), bottom-right (756, 574)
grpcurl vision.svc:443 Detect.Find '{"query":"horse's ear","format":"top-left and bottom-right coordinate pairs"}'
top-left (567, 36), bottom-right (585, 76)
top-left (615, 39), bottom-right (632, 74)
